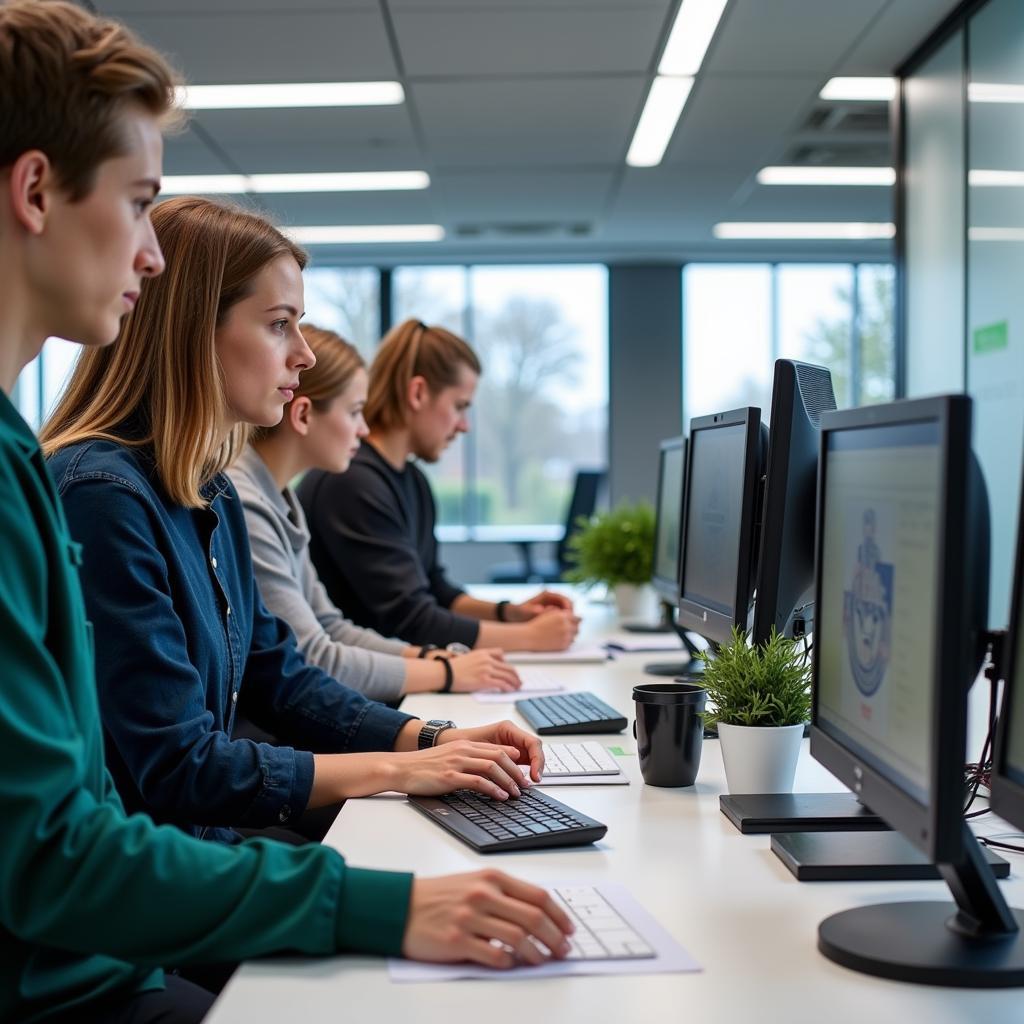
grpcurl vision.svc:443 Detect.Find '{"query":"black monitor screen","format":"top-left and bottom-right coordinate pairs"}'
top-left (816, 420), bottom-right (942, 806)
top-left (681, 423), bottom-right (746, 617)
top-left (1005, 601), bottom-right (1024, 790)
top-left (654, 442), bottom-right (685, 586)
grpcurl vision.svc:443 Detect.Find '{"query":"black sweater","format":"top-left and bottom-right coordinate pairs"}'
top-left (297, 443), bottom-right (480, 647)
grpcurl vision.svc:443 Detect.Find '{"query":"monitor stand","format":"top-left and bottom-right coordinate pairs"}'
top-left (818, 822), bottom-right (1024, 986)
top-left (644, 614), bottom-right (706, 678)
top-left (719, 792), bottom-right (887, 834)
top-left (772, 829), bottom-right (1009, 882)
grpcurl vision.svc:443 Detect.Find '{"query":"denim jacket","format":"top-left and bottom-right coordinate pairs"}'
top-left (48, 438), bottom-right (413, 845)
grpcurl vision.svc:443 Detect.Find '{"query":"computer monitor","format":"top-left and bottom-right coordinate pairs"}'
top-left (989, 439), bottom-right (1024, 839)
top-left (677, 407), bottom-right (767, 648)
top-left (810, 394), bottom-right (1024, 987)
top-left (652, 436), bottom-right (687, 606)
top-left (752, 359), bottom-right (836, 646)
top-left (643, 436), bottom-right (704, 676)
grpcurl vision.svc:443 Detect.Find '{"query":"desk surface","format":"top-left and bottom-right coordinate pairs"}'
top-left (208, 589), bottom-right (1024, 1023)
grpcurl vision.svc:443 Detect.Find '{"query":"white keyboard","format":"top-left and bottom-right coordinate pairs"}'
top-left (542, 741), bottom-right (622, 777)
top-left (554, 886), bottom-right (655, 960)
top-left (515, 667), bottom-right (566, 693)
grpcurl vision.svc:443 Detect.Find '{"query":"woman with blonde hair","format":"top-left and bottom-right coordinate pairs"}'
top-left (298, 318), bottom-right (581, 651)
top-left (228, 322), bottom-right (522, 699)
top-left (40, 195), bottom-right (574, 970)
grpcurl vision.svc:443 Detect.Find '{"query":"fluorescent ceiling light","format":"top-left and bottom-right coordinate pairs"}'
top-left (713, 222), bottom-right (895, 240)
top-left (819, 77), bottom-right (896, 102)
top-left (159, 171), bottom-right (430, 195)
top-left (286, 224), bottom-right (445, 245)
top-left (969, 82), bottom-right (1024, 104)
top-left (176, 81), bottom-right (404, 110)
top-left (969, 169), bottom-right (1024, 187)
top-left (658, 0), bottom-right (729, 76)
top-left (757, 166), bottom-right (895, 186)
top-left (969, 227), bottom-right (1024, 242)
top-left (626, 76), bottom-right (694, 167)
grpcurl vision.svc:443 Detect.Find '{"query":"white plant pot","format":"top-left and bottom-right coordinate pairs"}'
top-left (613, 583), bottom-right (659, 622)
top-left (717, 722), bottom-right (804, 794)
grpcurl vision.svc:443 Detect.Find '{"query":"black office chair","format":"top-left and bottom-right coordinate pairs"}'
top-left (487, 469), bottom-right (607, 584)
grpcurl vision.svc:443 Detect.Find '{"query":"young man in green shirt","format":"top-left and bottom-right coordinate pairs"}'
top-left (0, 4), bottom-right (572, 1021)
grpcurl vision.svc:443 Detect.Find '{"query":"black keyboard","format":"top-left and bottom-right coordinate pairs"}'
top-left (408, 788), bottom-right (607, 852)
top-left (516, 692), bottom-right (628, 735)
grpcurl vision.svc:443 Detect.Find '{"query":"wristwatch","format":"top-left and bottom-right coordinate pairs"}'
top-left (418, 719), bottom-right (456, 750)
top-left (446, 642), bottom-right (471, 655)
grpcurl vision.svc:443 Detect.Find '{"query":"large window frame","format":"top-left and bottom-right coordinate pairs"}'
top-left (681, 260), bottom-right (898, 427)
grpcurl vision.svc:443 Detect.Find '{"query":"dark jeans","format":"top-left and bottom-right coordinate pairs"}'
top-left (51, 976), bottom-right (214, 1024)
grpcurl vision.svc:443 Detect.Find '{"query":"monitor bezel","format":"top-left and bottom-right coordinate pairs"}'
top-left (990, 437), bottom-right (1024, 829)
top-left (809, 394), bottom-right (973, 865)
top-left (676, 406), bottom-right (762, 647)
top-left (651, 435), bottom-right (687, 605)
top-left (751, 359), bottom-right (835, 645)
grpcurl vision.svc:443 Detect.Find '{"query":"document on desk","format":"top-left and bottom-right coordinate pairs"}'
top-left (505, 645), bottom-right (609, 665)
top-left (474, 666), bottom-right (567, 702)
top-left (388, 883), bottom-right (700, 982)
top-left (603, 632), bottom-right (686, 653)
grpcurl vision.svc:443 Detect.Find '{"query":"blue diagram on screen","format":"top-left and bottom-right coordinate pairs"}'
top-left (843, 509), bottom-right (893, 697)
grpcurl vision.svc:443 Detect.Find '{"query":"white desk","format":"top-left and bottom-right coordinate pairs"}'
top-left (208, 590), bottom-right (1024, 1023)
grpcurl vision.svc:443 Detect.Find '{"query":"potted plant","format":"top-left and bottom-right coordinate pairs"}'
top-left (564, 501), bottom-right (657, 620)
top-left (699, 626), bottom-right (812, 794)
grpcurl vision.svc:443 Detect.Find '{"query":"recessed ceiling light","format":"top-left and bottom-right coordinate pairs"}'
top-left (819, 77), bottom-right (896, 102)
top-left (626, 76), bottom-right (694, 168)
top-left (969, 169), bottom-right (1024, 187)
top-left (713, 222), bottom-right (896, 240)
top-left (159, 171), bottom-right (430, 195)
top-left (757, 166), bottom-right (895, 186)
top-left (969, 227), bottom-right (1024, 242)
top-left (286, 224), bottom-right (445, 245)
top-left (969, 82), bottom-right (1024, 104)
top-left (175, 81), bottom-right (404, 110)
top-left (658, 0), bottom-right (729, 76)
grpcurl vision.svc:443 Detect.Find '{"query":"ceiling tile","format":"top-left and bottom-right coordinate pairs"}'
top-left (392, 7), bottom-right (666, 77)
top-left (413, 77), bottom-right (646, 167)
top-left (121, 11), bottom-right (396, 83)
top-left (704, 0), bottom-right (889, 75)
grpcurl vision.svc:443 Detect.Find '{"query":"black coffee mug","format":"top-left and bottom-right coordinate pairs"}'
top-left (632, 682), bottom-right (707, 787)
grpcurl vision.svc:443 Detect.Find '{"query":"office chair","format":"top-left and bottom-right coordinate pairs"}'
top-left (487, 469), bottom-right (606, 584)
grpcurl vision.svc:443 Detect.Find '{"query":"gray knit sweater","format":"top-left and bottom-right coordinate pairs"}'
top-left (228, 445), bottom-right (409, 701)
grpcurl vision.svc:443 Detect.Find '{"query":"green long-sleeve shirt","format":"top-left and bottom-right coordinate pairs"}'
top-left (0, 391), bottom-right (412, 1023)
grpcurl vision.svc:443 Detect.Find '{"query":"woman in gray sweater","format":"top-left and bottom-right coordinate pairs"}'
top-left (228, 324), bottom-right (521, 702)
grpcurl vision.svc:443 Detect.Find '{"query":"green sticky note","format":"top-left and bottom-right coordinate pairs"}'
top-left (973, 321), bottom-right (1009, 354)
top-left (608, 746), bottom-right (628, 757)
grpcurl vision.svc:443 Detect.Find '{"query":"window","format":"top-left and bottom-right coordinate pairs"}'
top-left (302, 267), bottom-right (380, 359)
top-left (14, 337), bottom-right (80, 430)
top-left (683, 262), bottom-right (895, 423)
top-left (394, 264), bottom-right (609, 532)
top-left (13, 270), bottom-right (383, 431)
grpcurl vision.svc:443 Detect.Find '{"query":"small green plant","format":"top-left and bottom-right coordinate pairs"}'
top-left (563, 501), bottom-right (655, 587)
top-left (699, 626), bottom-right (811, 729)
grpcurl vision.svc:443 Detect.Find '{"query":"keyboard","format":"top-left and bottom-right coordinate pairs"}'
top-left (554, 886), bottom-right (656, 960)
top-left (543, 741), bottom-right (621, 777)
top-left (407, 787), bottom-right (607, 852)
top-left (516, 692), bottom-right (628, 735)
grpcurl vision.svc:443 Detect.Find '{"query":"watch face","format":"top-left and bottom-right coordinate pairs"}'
top-left (428, 719), bottom-right (455, 728)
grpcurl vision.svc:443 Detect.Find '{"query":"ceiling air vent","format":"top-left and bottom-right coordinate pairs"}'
top-left (801, 103), bottom-right (889, 135)
top-left (454, 222), bottom-right (593, 240)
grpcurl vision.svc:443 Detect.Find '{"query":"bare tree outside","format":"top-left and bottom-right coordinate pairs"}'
top-left (303, 268), bottom-right (380, 357)
top-left (802, 265), bottom-right (896, 407)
